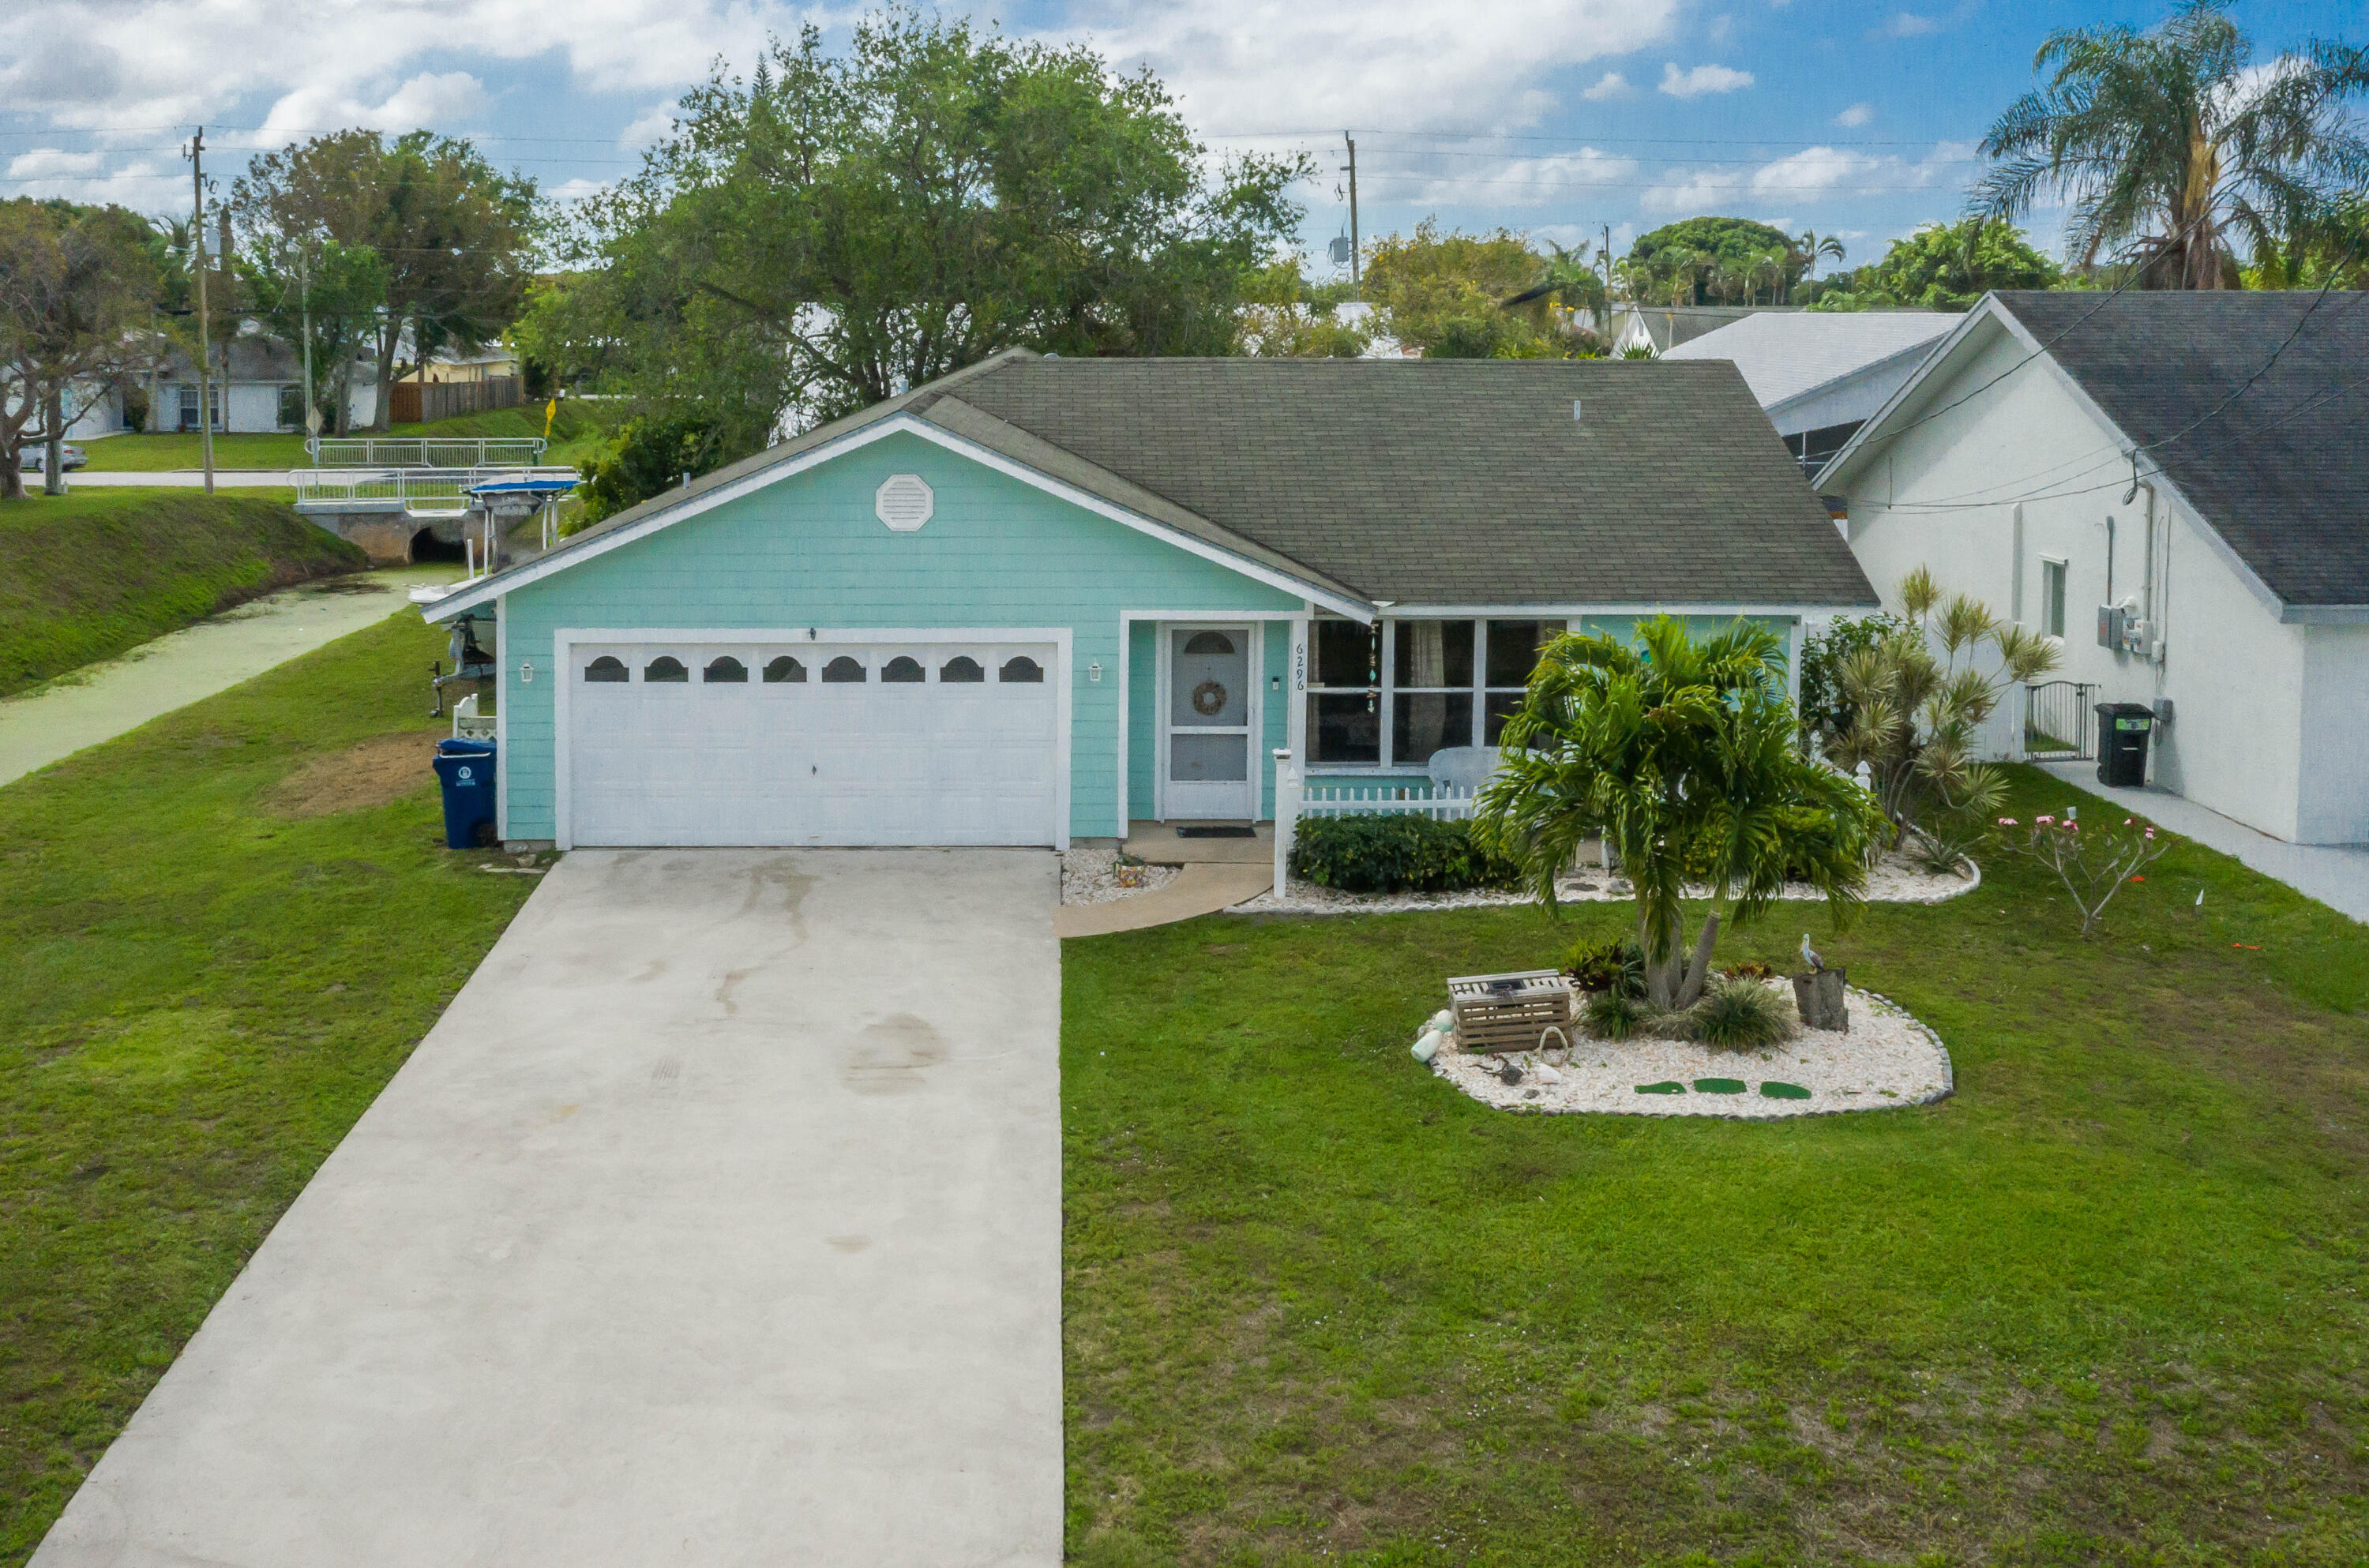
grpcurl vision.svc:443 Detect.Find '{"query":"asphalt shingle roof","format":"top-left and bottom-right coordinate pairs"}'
top-left (1992, 290), bottom-right (2369, 609)
top-left (932, 356), bottom-right (1875, 606)
top-left (1663, 309), bottom-right (1959, 409)
top-left (452, 351), bottom-right (1875, 613)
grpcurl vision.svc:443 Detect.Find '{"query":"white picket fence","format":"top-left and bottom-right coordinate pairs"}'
top-left (1270, 750), bottom-right (1478, 898)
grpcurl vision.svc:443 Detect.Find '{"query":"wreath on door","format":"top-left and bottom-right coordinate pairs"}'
top-left (1191, 679), bottom-right (1230, 717)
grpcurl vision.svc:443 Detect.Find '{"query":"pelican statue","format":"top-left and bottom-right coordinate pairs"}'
top-left (1800, 933), bottom-right (1824, 973)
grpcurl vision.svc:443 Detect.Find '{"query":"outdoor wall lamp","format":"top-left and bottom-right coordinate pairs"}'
top-left (520, 661), bottom-right (534, 684)
top-left (1088, 662), bottom-right (1102, 683)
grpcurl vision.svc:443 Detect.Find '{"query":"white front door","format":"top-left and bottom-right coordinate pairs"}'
top-left (565, 639), bottom-right (1061, 846)
top-left (1162, 625), bottom-right (1257, 820)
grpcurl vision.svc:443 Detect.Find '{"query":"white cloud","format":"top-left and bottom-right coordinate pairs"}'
top-left (1751, 145), bottom-right (1884, 201)
top-left (1641, 168), bottom-right (1744, 212)
top-left (0, 0), bottom-right (790, 137)
top-left (7, 148), bottom-right (106, 178)
top-left (1393, 146), bottom-right (1641, 209)
top-left (543, 177), bottom-right (613, 204)
top-left (1834, 102), bottom-right (1873, 127)
top-left (619, 104), bottom-right (677, 148)
top-left (1072, 0), bottom-right (1681, 134)
top-left (257, 72), bottom-right (490, 141)
top-left (1658, 62), bottom-right (1753, 99)
top-left (1581, 71), bottom-right (1632, 101)
top-left (1873, 12), bottom-right (1941, 38)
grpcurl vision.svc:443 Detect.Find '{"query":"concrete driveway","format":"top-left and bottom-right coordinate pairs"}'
top-left (33, 850), bottom-right (1063, 1568)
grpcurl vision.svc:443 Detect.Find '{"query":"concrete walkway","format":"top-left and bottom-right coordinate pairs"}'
top-left (31, 850), bottom-right (1064, 1568)
top-left (2040, 761), bottom-right (2369, 925)
top-left (0, 567), bottom-right (453, 789)
top-left (62, 471), bottom-right (292, 488)
top-left (1057, 861), bottom-right (1273, 937)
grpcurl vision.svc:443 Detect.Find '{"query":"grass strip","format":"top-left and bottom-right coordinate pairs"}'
top-left (0, 491), bottom-right (363, 698)
top-left (0, 613), bottom-right (536, 1564)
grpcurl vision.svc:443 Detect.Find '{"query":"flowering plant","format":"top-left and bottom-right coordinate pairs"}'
top-left (1995, 807), bottom-right (2170, 936)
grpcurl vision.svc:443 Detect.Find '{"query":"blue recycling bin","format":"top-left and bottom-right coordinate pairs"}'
top-left (432, 738), bottom-right (497, 849)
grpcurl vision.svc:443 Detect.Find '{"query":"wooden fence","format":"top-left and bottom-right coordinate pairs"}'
top-left (389, 376), bottom-right (522, 426)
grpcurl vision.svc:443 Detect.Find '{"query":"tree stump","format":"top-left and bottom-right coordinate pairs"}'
top-left (1792, 967), bottom-right (1849, 1032)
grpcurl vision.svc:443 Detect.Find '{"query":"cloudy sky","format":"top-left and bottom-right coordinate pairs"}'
top-left (0, 0), bottom-right (2354, 274)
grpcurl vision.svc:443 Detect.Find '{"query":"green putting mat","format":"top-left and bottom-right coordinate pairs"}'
top-left (1691, 1078), bottom-right (1747, 1094)
top-left (1635, 1081), bottom-right (1686, 1095)
top-left (1759, 1081), bottom-right (1813, 1100)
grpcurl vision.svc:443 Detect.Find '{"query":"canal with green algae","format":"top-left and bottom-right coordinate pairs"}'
top-left (0, 565), bottom-right (462, 789)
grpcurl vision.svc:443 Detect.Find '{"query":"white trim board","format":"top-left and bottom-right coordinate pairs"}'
top-left (425, 413), bottom-right (1370, 623)
top-left (547, 625), bottom-right (1073, 852)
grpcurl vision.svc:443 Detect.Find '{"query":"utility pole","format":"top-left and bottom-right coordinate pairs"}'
top-left (1341, 133), bottom-right (1361, 296)
top-left (186, 128), bottom-right (215, 495)
top-left (298, 248), bottom-right (316, 451)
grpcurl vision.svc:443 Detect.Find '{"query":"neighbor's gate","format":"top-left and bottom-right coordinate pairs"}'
top-left (2024, 681), bottom-right (2097, 760)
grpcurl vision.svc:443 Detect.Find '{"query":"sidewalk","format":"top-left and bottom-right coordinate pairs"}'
top-left (2038, 762), bottom-right (2369, 925)
top-left (62, 471), bottom-right (291, 488)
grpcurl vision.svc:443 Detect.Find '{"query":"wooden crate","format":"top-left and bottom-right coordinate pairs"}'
top-left (1446, 970), bottom-right (1575, 1055)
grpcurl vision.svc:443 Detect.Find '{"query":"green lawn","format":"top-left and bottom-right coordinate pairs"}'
top-left (0, 613), bottom-right (537, 1565)
top-left (1063, 776), bottom-right (2369, 1566)
top-left (0, 491), bottom-right (363, 698)
top-left (80, 402), bottom-right (619, 474)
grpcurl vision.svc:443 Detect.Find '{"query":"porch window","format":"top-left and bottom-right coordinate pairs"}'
top-left (1307, 616), bottom-right (1562, 767)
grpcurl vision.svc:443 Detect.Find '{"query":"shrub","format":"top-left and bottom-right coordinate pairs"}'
top-left (1687, 979), bottom-right (1796, 1051)
top-left (1583, 990), bottom-right (1643, 1041)
top-left (1567, 937), bottom-right (1644, 996)
top-left (1289, 814), bottom-right (1525, 895)
top-left (1718, 959), bottom-right (1775, 982)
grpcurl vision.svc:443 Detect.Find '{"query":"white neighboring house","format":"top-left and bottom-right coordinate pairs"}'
top-left (1822, 289), bottom-right (2369, 847)
top-left (1606, 303), bottom-right (1799, 357)
top-left (147, 324), bottom-right (379, 434)
top-left (1662, 309), bottom-right (1960, 476)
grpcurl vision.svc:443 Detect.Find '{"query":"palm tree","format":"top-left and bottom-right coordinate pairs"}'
top-left (1476, 617), bottom-right (1881, 1011)
top-left (1974, 2), bottom-right (2369, 289)
top-left (1796, 230), bottom-right (1845, 283)
top-left (1500, 241), bottom-right (1609, 331)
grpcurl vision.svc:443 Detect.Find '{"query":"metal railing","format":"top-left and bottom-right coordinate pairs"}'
top-left (306, 437), bottom-right (546, 470)
top-left (2025, 681), bottom-right (2097, 760)
top-left (287, 466), bottom-right (581, 513)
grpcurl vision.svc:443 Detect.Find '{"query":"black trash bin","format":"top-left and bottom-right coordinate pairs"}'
top-left (432, 737), bottom-right (497, 849)
top-left (2094, 703), bottom-right (2153, 788)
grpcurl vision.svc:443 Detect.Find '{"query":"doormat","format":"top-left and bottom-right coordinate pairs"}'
top-left (1177, 825), bottom-right (1257, 838)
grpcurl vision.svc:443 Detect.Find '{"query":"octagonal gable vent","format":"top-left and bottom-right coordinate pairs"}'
top-left (875, 473), bottom-right (934, 531)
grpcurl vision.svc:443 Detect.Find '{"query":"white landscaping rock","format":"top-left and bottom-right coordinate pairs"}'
top-left (1428, 981), bottom-right (1952, 1120)
top-left (1059, 846), bottom-right (1180, 906)
top-left (1233, 848), bottom-right (1977, 917)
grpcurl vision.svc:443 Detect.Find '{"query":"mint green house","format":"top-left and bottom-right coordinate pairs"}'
top-left (422, 353), bottom-right (1875, 850)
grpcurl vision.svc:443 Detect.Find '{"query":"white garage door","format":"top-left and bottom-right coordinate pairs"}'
top-left (565, 640), bottom-right (1061, 847)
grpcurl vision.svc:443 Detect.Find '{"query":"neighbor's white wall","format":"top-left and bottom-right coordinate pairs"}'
top-left (1773, 354), bottom-right (1927, 441)
top-left (65, 387), bottom-right (122, 440)
top-left (224, 384), bottom-right (283, 433)
top-left (1838, 319), bottom-right (2311, 842)
top-left (2297, 625), bottom-right (2369, 844)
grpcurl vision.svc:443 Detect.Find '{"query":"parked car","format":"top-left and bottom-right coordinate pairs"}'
top-left (18, 444), bottom-right (88, 472)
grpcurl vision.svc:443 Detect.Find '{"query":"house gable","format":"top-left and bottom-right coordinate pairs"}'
top-left (493, 429), bottom-right (1309, 842)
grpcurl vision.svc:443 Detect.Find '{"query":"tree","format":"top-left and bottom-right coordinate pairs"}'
top-left (526, 10), bottom-right (1308, 448)
top-left (0, 200), bottom-right (163, 498)
top-left (1233, 260), bottom-right (1370, 357)
top-left (1974, 2), bottom-right (2369, 289)
top-left (1804, 218), bottom-right (2063, 309)
top-left (1796, 229), bottom-right (1847, 279)
top-left (1815, 568), bottom-right (2059, 852)
top-left (1624, 217), bottom-right (1806, 304)
top-left (2248, 193), bottom-right (2369, 288)
top-left (231, 130), bottom-right (538, 430)
top-left (1362, 222), bottom-right (1599, 358)
top-left (576, 411), bottom-right (731, 524)
top-left (1475, 617), bottom-right (1882, 1011)
top-left (239, 240), bottom-right (389, 436)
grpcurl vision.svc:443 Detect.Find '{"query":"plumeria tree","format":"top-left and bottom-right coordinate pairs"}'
top-left (1476, 617), bottom-right (1883, 1011)
top-left (1998, 807), bottom-right (2171, 936)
